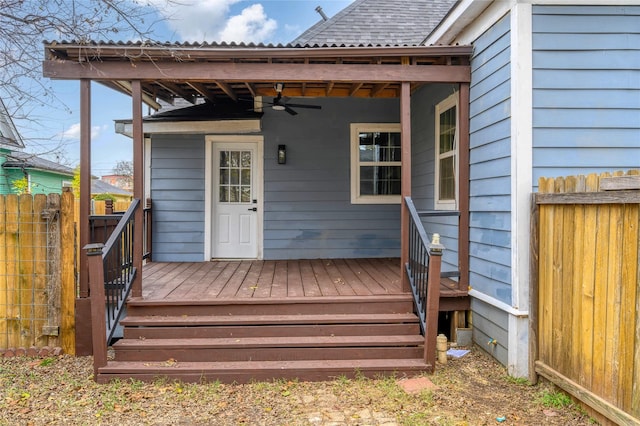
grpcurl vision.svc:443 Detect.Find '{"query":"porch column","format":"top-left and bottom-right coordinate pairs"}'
top-left (79, 79), bottom-right (91, 298)
top-left (131, 80), bottom-right (144, 298)
top-left (400, 82), bottom-right (411, 292)
top-left (458, 82), bottom-right (470, 291)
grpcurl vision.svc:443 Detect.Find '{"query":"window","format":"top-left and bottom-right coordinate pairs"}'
top-left (435, 93), bottom-right (458, 210)
top-left (350, 123), bottom-right (401, 204)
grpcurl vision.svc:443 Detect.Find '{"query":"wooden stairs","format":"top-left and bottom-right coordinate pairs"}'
top-left (97, 295), bottom-right (430, 383)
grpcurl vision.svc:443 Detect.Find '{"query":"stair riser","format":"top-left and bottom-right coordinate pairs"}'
top-left (123, 323), bottom-right (420, 339)
top-left (98, 365), bottom-right (429, 384)
top-left (114, 346), bottom-right (423, 362)
top-left (126, 301), bottom-right (414, 317)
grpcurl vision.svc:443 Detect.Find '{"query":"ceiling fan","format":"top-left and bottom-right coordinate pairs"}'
top-left (264, 83), bottom-right (322, 116)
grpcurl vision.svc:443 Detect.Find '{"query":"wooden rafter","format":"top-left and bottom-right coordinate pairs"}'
top-left (371, 83), bottom-right (390, 97)
top-left (214, 80), bottom-right (237, 101)
top-left (187, 82), bottom-right (217, 103)
top-left (326, 81), bottom-right (335, 96)
top-left (157, 81), bottom-right (196, 104)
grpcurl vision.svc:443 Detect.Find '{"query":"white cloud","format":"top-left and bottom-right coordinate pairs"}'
top-left (149, 0), bottom-right (277, 42)
top-left (59, 123), bottom-right (105, 140)
top-left (218, 4), bottom-right (277, 43)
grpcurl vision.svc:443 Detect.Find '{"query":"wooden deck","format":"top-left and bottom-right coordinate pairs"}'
top-left (141, 258), bottom-right (404, 301)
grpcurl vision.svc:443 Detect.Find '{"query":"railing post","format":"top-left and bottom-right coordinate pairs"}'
top-left (85, 243), bottom-right (107, 379)
top-left (424, 234), bottom-right (444, 367)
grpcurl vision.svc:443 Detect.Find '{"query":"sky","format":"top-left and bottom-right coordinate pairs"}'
top-left (16, 0), bottom-right (354, 177)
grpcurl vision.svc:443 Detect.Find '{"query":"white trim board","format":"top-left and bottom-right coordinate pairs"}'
top-left (115, 120), bottom-right (261, 138)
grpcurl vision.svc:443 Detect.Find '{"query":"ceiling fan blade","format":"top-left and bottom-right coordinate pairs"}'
top-left (284, 103), bottom-right (322, 109)
top-left (284, 105), bottom-right (298, 115)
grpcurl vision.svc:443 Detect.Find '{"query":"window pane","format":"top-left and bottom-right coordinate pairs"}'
top-left (230, 186), bottom-right (240, 203)
top-left (359, 131), bottom-right (401, 162)
top-left (241, 169), bottom-right (251, 185)
top-left (230, 169), bottom-right (239, 185)
top-left (439, 106), bottom-right (456, 154)
top-left (439, 157), bottom-right (455, 200)
top-left (241, 187), bottom-right (251, 203)
top-left (219, 186), bottom-right (229, 203)
top-left (230, 151), bottom-right (240, 167)
top-left (359, 166), bottom-right (401, 196)
top-left (219, 169), bottom-right (229, 185)
top-left (241, 151), bottom-right (251, 167)
top-left (220, 151), bottom-right (229, 167)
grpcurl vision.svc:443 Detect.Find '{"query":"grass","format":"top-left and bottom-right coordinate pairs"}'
top-left (538, 388), bottom-right (573, 409)
top-left (504, 375), bottom-right (530, 386)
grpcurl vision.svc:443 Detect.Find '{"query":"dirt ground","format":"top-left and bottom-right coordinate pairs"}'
top-left (0, 347), bottom-right (594, 425)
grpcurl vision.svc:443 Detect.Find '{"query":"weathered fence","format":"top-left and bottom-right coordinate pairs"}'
top-left (531, 170), bottom-right (640, 425)
top-left (0, 192), bottom-right (76, 354)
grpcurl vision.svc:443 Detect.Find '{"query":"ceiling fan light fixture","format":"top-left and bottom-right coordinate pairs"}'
top-left (274, 82), bottom-right (284, 93)
top-left (272, 104), bottom-right (285, 111)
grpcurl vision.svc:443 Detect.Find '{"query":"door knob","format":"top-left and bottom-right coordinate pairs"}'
top-left (247, 207), bottom-right (257, 211)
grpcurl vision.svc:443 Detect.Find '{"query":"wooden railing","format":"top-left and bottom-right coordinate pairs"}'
top-left (404, 197), bottom-right (443, 369)
top-left (86, 199), bottom-right (140, 375)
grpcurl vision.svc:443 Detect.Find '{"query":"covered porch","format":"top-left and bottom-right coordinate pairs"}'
top-left (43, 41), bottom-right (472, 382)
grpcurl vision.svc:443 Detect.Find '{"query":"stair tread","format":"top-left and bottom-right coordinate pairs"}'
top-left (100, 358), bottom-right (429, 373)
top-left (126, 294), bottom-right (412, 307)
top-left (120, 313), bottom-right (418, 326)
top-left (113, 335), bottom-right (424, 349)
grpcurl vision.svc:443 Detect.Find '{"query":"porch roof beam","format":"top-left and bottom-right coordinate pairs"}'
top-left (187, 82), bottom-right (217, 103)
top-left (43, 62), bottom-right (471, 83)
top-left (45, 44), bottom-right (472, 61)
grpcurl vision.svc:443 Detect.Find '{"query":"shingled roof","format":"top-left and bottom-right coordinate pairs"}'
top-left (2, 150), bottom-right (74, 175)
top-left (291, 0), bottom-right (458, 47)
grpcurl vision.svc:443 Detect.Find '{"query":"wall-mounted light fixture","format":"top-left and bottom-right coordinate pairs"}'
top-left (277, 144), bottom-right (286, 164)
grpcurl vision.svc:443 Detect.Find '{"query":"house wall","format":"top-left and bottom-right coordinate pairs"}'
top-left (261, 97), bottom-right (401, 260)
top-left (468, 12), bottom-right (513, 366)
top-left (531, 4), bottom-right (640, 183)
top-left (150, 97), bottom-right (401, 262)
top-left (410, 84), bottom-right (460, 274)
top-left (150, 135), bottom-right (206, 262)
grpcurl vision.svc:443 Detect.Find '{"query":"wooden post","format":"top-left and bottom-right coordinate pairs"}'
top-left (86, 243), bottom-right (107, 378)
top-left (400, 82), bottom-right (411, 292)
top-left (145, 198), bottom-right (152, 262)
top-left (131, 80), bottom-right (144, 298)
top-left (529, 193), bottom-right (540, 384)
top-left (424, 236), bottom-right (443, 369)
top-left (60, 191), bottom-right (76, 354)
top-left (79, 79), bottom-right (91, 298)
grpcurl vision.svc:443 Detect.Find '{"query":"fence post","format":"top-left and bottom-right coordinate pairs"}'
top-left (86, 243), bottom-right (107, 379)
top-left (424, 234), bottom-right (443, 367)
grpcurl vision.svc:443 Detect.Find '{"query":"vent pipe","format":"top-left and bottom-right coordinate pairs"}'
top-left (315, 6), bottom-right (329, 21)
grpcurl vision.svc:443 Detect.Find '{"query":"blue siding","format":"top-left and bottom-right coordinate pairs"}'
top-left (150, 135), bottom-right (205, 262)
top-left (471, 299), bottom-right (508, 365)
top-left (469, 13), bottom-right (513, 307)
top-left (262, 97), bottom-right (401, 260)
top-left (532, 5), bottom-right (640, 184)
top-left (411, 84), bottom-right (461, 273)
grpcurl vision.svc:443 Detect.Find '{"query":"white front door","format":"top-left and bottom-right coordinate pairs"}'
top-left (212, 142), bottom-right (259, 258)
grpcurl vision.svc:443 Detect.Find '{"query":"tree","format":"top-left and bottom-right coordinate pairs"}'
top-left (112, 160), bottom-right (133, 178)
top-left (0, 0), bottom-right (170, 151)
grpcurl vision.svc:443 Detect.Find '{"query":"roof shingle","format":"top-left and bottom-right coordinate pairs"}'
top-left (291, 0), bottom-right (458, 47)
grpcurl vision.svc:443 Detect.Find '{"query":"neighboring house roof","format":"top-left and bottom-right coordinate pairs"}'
top-left (139, 100), bottom-right (262, 122)
top-left (291, 0), bottom-right (458, 46)
top-left (92, 179), bottom-right (132, 196)
top-left (2, 150), bottom-right (74, 176)
top-left (0, 98), bottom-right (25, 149)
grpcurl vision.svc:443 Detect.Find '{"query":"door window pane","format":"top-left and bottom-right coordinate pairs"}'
top-left (219, 149), bottom-right (252, 203)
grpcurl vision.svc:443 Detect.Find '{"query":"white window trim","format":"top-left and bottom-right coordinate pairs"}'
top-left (350, 123), bottom-right (402, 204)
top-left (434, 93), bottom-right (459, 211)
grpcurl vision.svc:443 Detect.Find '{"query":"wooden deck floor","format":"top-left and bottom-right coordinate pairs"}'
top-left (141, 258), bottom-right (403, 301)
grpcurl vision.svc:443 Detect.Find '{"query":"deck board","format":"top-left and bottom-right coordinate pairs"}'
top-left (142, 258), bottom-right (407, 301)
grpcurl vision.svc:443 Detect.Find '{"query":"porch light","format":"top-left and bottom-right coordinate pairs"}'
top-left (278, 145), bottom-right (286, 164)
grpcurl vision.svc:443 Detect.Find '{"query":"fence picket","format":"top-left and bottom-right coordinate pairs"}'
top-left (33, 194), bottom-right (48, 348)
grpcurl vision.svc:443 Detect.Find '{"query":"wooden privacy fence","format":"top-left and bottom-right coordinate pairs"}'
top-left (0, 193), bottom-right (76, 354)
top-left (531, 170), bottom-right (640, 425)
